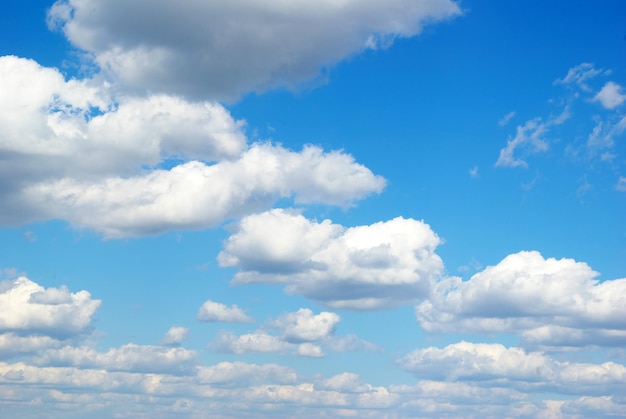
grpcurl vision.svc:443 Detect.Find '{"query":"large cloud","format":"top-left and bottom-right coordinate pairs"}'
top-left (219, 209), bottom-right (443, 309)
top-left (34, 344), bottom-right (198, 375)
top-left (0, 276), bottom-right (101, 339)
top-left (0, 56), bottom-right (385, 237)
top-left (416, 251), bottom-right (626, 348)
top-left (48, 0), bottom-right (462, 100)
top-left (398, 341), bottom-right (626, 395)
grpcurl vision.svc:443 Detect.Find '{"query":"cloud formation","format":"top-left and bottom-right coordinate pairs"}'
top-left (416, 251), bottom-right (626, 348)
top-left (219, 209), bottom-right (443, 309)
top-left (48, 0), bottom-right (462, 100)
top-left (197, 300), bottom-right (253, 323)
top-left (0, 276), bottom-right (101, 339)
top-left (0, 56), bottom-right (385, 237)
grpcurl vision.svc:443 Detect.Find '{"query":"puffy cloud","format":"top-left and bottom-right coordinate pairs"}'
top-left (48, 0), bottom-right (462, 100)
top-left (34, 344), bottom-right (198, 375)
top-left (272, 308), bottom-right (340, 343)
top-left (398, 341), bottom-right (626, 394)
top-left (616, 176), bottom-right (626, 192)
top-left (0, 56), bottom-right (384, 237)
top-left (213, 331), bottom-right (292, 355)
top-left (161, 326), bottom-right (189, 346)
top-left (18, 143), bottom-right (384, 238)
top-left (0, 276), bottom-right (101, 339)
top-left (0, 56), bottom-right (245, 177)
top-left (495, 118), bottom-right (548, 168)
top-left (197, 300), bottom-right (253, 323)
top-left (594, 81), bottom-right (626, 109)
top-left (416, 251), bottom-right (626, 347)
top-left (220, 209), bottom-right (443, 309)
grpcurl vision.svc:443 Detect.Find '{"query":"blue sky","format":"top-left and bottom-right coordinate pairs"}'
top-left (1, 0), bottom-right (625, 417)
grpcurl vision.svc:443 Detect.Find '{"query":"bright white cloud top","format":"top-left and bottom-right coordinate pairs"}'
top-left (1, 0), bottom-right (625, 418)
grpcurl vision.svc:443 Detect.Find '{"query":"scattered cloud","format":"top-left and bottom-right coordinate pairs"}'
top-left (47, 0), bottom-right (462, 100)
top-left (498, 111), bottom-right (515, 127)
top-left (197, 300), bottom-right (253, 323)
top-left (416, 251), bottom-right (626, 348)
top-left (554, 62), bottom-right (604, 91)
top-left (0, 276), bottom-right (101, 339)
top-left (398, 341), bottom-right (626, 394)
top-left (616, 176), bottom-right (626, 192)
top-left (495, 118), bottom-right (548, 168)
top-left (469, 166), bottom-right (479, 178)
top-left (593, 81), bottom-right (626, 109)
top-left (34, 343), bottom-right (198, 375)
top-left (219, 209), bottom-right (443, 309)
top-left (161, 326), bottom-right (189, 346)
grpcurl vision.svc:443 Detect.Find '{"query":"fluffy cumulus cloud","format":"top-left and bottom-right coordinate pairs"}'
top-left (161, 326), bottom-right (189, 346)
top-left (398, 341), bottom-right (626, 395)
top-left (0, 276), bottom-right (101, 339)
top-left (210, 308), bottom-right (374, 358)
top-left (197, 300), bottom-right (253, 323)
top-left (0, 56), bottom-right (385, 237)
top-left (48, 0), bottom-right (462, 100)
top-left (219, 209), bottom-right (443, 309)
top-left (272, 308), bottom-right (340, 343)
top-left (416, 251), bottom-right (626, 348)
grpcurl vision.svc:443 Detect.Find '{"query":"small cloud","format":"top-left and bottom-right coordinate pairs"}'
top-left (594, 81), bottom-right (626, 109)
top-left (469, 166), bottom-right (479, 179)
top-left (161, 326), bottom-right (189, 346)
top-left (616, 176), bottom-right (626, 192)
top-left (555, 62), bottom-right (604, 91)
top-left (23, 231), bottom-right (36, 243)
top-left (197, 300), bottom-right (254, 323)
top-left (498, 111), bottom-right (515, 127)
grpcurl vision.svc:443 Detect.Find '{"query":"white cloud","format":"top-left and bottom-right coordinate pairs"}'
top-left (416, 251), bottom-right (626, 347)
top-left (18, 143), bottom-right (384, 238)
top-left (161, 326), bottom-right (189, 346)
top-left (48, 0), bottom-right (462, 100)
top-left (272, 308), bottom-right (340, 343)
top-left (0, 56), bottom-right (384, 237)
top-left (495, 118), bottom-right (548, 168)
top-left (398, 341), bottom-right (626, 393)
top-left (555, 62), bottom-right (604, 91)
top-left (213, 331), bottom-right (292, 355)
top-left (0, 276), bottom-right (101, 339)
top-left (498, 111), bottom-right (515, 127)
top-left (616, 176), bottom-right (626, 192)
top-left (219, 209), bottom-right (443, 309)
top-left (593, 81), bottom-right (626, 109)
top-left (34, 343), bottom-right (198, 375)
top-left (197, 300), bottom-right (253, 323)
top-left (195, 362), bottom-right (297, 387)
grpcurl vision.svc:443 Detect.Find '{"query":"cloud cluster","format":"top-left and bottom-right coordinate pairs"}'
top-left (0, 56), bottom-right (385, 237)
top-left (219, 209), bottom-right (443, 309)
top-left (48, 0), bottom-right (462, 100)
top-left (211, 307), bottom-right (375, 358)
top-left (399, 341), bottom-right (626, 394)
top-left (0, 276), bottom-right (100, 340)
top-left (416, 251), bottom-right (626, 348)
top-left (496, 62), bottom-right (626, 179)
